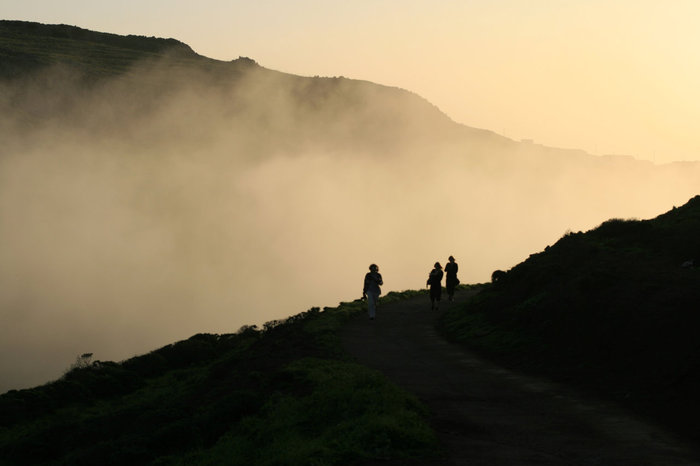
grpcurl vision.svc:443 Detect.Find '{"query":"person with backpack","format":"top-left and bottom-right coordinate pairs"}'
top-left (445, 255), bottom-right (459, 302)
top-left (427, 262), bottom-right (444, 310)
top-left (363, 264), bottom-right (383, 320)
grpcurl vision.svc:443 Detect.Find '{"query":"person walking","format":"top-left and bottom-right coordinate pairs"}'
top-left (363, 264), bottom-right (383, 320)
top-left (445, 255), bottom-right (459, 302)
top-left (427, 262), bottom-right (444, 310)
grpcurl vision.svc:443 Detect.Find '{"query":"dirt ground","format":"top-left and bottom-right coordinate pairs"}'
top-left (341, 288), bottom-right (700, 465)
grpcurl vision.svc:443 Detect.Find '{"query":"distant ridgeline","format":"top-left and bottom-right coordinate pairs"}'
top-left (0, 19), bottom-right (460, 150)
top-left (0, 20), bottom-right (257, 80)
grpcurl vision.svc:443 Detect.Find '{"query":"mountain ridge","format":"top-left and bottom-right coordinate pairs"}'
top-left (4, 19), bottom-right (699, 168)
top-left (0, 19), bottom-right (198, 79)
top-left (2, 19), bottom-right (498, 157)
top-left (0, 19), bottom-right (600, 159)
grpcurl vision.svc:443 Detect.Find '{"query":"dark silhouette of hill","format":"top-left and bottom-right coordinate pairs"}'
top-left (342, 288), bottom-right (700, 465)
top-left (0, 20), bottom-right (197, 79)
top-left (442, 195), bottom-right (700, 443)
top-left (0, 294), bottom-right (438, 465)
top-left (0, 19), bottom-right (470, 151)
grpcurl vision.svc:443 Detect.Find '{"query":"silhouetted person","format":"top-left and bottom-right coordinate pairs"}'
top-left (427, 262), bottom-right (443, 310)
top-left (363, 264), bottom-right (383, 320)
top-left (445, 255), bottom-right (459, 302)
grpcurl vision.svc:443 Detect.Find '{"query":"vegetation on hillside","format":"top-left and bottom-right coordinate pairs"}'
top-left (441, 195), bottom-right (700, 442)
top-left (0, 291), bottom-right (437, 466)
top-left (0, 20), bottom-right (205, 80)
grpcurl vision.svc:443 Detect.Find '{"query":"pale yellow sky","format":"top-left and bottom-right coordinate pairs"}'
top-left (4, 0), bottom-right (700, 162)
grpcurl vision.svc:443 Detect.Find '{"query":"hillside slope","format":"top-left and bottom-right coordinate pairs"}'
top-left (0, 293), bottom-right (437, 466)
top-left (0, 20), bottom-right (201, 79)
top-left (442, 195), bottom-right (700, 442)
top-left (0, 19), bottom-right (465, 151)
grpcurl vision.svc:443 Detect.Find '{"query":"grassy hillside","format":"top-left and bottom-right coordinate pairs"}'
top-left (0, 291), bottom-right (437, 466)
top-left (441, 195), bottom-right (700, 442)
top-left (0, 20), bottom-right (202, 80)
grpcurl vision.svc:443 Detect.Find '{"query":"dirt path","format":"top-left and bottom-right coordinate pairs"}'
top-left (341, 289), bottom-right (700, 465)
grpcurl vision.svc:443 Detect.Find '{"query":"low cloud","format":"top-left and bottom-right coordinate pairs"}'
top-left (1, 60), bottom-right (697, 392)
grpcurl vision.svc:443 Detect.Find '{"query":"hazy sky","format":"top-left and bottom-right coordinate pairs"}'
top-left (3, 0), bottom-right (700, 163)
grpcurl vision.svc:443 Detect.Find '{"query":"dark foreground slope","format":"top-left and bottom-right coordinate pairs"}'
top-left (343, 288), bottom-right (700, 465)
top-left (442, 195), bottom-right (700, 442)
top-left (0, 294), bottom-right (436, 466)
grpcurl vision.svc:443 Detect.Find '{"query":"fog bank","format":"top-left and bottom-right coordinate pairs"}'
top-left (1, 61), bottom-right (697, 392)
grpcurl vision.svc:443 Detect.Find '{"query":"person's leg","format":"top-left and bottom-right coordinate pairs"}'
top-left (447, 283), bottom-right (455, 301)
top-left (368, 292), bottom-right (377, 319)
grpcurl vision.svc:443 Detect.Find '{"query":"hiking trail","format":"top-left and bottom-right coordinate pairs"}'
top-left (341, 288), bottom-right (700, 465)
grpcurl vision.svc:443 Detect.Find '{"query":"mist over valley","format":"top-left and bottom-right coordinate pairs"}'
top-left (1, 21), bottom-right (698, 393)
